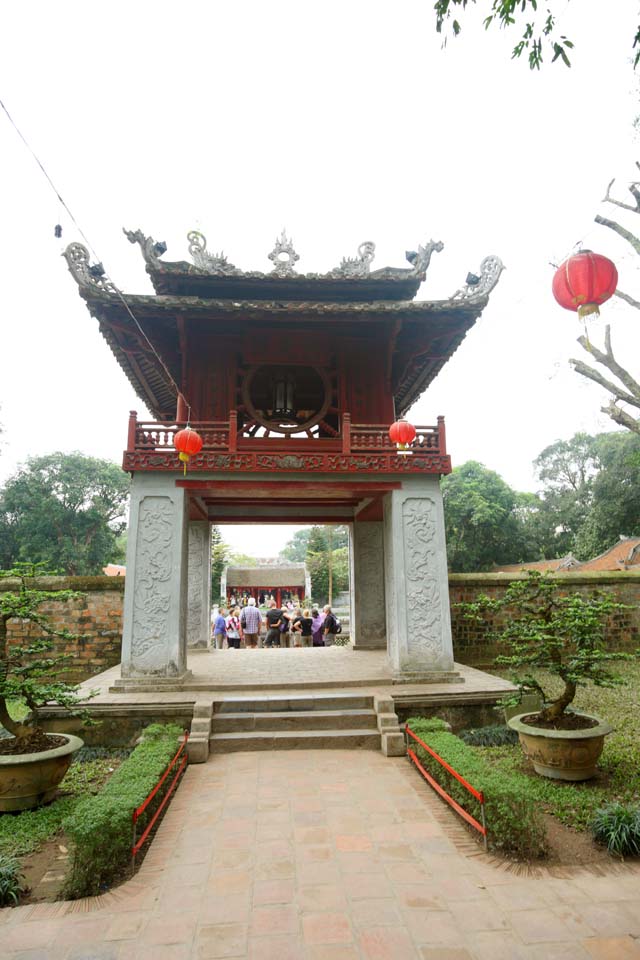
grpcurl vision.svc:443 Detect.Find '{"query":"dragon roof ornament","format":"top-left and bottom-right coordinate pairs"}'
top-left (63, 242), bottom-right (118, 295)
top-left (187, 231), bottom-right (239, 276)
top-left (451, 255), bottom-right (505, 302)
top-left (331, 241), bottom-right (376, 278)
top-left (124, 228), bottom-right (167, 269)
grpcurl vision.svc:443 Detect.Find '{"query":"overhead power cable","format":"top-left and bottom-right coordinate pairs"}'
top-left (0, 96), bottom-right (188, 415)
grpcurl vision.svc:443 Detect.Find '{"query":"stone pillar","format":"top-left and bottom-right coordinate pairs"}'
top-left (351, 521), bottom-right (386, 650)
top-left (187, 521), bottom-right (211, 649)
top-left (119, 474), bottom-right (191, 682)
top-left (382, 476), bottom-right (458, 682)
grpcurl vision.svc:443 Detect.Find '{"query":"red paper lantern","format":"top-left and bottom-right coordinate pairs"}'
top-left (552, 250), bottom-right (618, 321)
top-left (174, 427), bottom-right (203, 474)
top-left (389, 418), bottom-right (416, 455)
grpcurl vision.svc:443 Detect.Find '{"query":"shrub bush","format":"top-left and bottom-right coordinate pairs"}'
top-left (0, 853), bottom-right (24, 906)
top-left (591, 803), bottom-right (640, 856)
top-left (460, 725), bottom-right (519, 747)
top-left (407, 717), bottom-right (547, 859)
top-left (63, 723), bottom-right (185, 897)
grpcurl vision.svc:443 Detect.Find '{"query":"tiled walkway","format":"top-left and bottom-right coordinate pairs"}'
top-left (3, 750), bottom-right (640, 959)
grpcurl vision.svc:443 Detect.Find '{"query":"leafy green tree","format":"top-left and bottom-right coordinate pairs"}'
top-left (280, 528), bottom-right (312, 562)
top-left (442, 461), bottom-right (543, 571)
top-left (433, 1), bottom-right (639, 70)
top-left (532, 433), bottom-right (600, 556)
top-left (210, 526), bottom-right (229, 601)
top-left (298, 526), bottom-right (349, 604)
top-left (0, 453), bottom-right (129, 576)
top-left (573, 432), bottom-right (640, 559)
top-left (458, 572), bottom-right (632, 721)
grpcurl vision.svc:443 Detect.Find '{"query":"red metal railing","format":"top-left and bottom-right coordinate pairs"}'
top-left (131, 730), bottom-right (189, 868)
top-left (126, 410), bottom-right (446, 457)
top-left (405, 724), bottom-right (487, 850)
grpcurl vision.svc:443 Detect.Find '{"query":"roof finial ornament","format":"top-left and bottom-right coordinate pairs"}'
top-left (451, 255), bottom-right (505, 301)
top-left (187, 231), bottom-right (239, 276)
top-left (331, 241), bottom-right (376, 278)
top-left (268, 230), bottom-right (300, 277)
top-left (62, 242), bottom-right (117, 294)
top-left (124, 228), bottom-right (167, 269)
top-left (405, 240), bottom-right (444, 280)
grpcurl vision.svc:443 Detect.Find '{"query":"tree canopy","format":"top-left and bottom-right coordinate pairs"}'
top-left (281, 525), bottom-right (349, 604)
top-left (433, 1), bottom-right (639, 70)
top-left (441, 460), bottom-right (544, 571)
top-left (0, 452), bottom-right (129, 575)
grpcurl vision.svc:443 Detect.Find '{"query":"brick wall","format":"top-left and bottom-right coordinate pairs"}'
top-left (449, 572), bottom-right (640, 668)
top-left (4, 572), bottom-right (639, 681)
top-left (3, 576), bottom-right (125, 683)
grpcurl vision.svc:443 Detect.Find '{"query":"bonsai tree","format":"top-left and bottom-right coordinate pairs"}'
top-left (459, 571), bottom-right (632, 724)
top-left (0, 563), bottom-right (94, 752)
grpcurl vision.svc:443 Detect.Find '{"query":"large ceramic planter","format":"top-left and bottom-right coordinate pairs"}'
top-left (0, 734), bottom-right (84, 811)
top-left (507, 711), bottom-right (612, 782)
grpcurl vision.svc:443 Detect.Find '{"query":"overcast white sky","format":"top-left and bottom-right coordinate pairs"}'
top-left (0, 1), bottom-right (638, 556)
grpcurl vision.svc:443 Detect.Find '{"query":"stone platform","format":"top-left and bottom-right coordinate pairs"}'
top-left (37, 648), bottom-right (516, 755)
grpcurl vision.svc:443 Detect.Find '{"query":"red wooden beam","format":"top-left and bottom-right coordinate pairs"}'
top-left (177, 481), bottom-right (401, 495)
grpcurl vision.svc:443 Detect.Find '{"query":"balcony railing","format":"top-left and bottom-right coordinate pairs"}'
top-left (123, 411), bottom-right (451, 475)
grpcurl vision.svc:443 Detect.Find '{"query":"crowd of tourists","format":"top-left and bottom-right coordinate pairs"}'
top-left (211, 599), bottom-right (339, 649)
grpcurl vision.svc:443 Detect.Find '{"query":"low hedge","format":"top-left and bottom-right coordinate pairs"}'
top-left (63, 723), bottom-right (185, 897)
top-left (407, 718), bottom-right (547, 859)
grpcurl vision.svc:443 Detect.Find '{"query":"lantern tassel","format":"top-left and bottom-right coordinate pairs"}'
top-left (577, 303), bottom-right (600, 321)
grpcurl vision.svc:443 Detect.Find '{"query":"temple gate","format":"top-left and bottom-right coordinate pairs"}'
top-left (64, 229), bottom-right (503, 686)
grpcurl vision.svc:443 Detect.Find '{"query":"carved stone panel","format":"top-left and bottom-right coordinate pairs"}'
top-left (401, 498), bottom-right (444, 658)
top-left (187, 522), bottom-right (211, 648)
top-left (353, 522), bottom-right (386, 649)
top-left (130, 497), bottom-right (174, 674)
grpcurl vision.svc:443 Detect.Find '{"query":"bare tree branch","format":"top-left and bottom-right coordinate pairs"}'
top-left (614, 289), bottom-right (640, 311)
top-left (603, 177), bottom-right (640, 213)
top-left (569, 357), bottom-right (640, 411)
top-left (601, 400), bottom-right (640, 435)
top-left (594, 214), bottom-right (640, 256)
top-left (576, 325), bottom-right (640, 399)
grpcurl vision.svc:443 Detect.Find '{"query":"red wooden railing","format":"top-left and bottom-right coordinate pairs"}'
top-left (405, 724), bottom-right (487, 850)
top-left (126, 410), bottom-right (446, 457)
top-left (131, 730), bottom-right (189, 868)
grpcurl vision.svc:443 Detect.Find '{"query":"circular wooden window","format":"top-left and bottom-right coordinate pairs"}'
top-left (241, 365), bottom-right (333, 436)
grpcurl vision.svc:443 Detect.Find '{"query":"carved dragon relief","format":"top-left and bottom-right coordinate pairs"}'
top-left (402, 498), bottom-right (443, 657)
top-left (131, 497), bottom-right (174, 671)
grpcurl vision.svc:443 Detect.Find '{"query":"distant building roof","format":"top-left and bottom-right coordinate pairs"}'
top-left (573, 537), bottom-right (640, 572)
top-left (492, 556), bottom-right (579, 574)
top-left (104, 564), bottom-right (126, 576)
top-left (226, 563), bottom-right (306, 588)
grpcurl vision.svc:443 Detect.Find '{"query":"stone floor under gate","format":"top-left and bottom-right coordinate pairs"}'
top-left (3, 748), bottom-right (640, 960)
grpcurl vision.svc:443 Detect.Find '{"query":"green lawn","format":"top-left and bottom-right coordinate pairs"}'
top-left (479, 661), bottom-right (640, 830)
top-left (0, 755), bottom-right (124, 858)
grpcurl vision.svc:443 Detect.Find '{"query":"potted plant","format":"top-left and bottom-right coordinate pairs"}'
top-left (460, 572), bottom-right (632, 781)
top-left (0, 564), bottom-right (94, 811)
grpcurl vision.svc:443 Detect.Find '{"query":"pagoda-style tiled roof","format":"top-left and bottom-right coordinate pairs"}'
top-left (63, 230), bottom-right (504, 420)
top-left (225, 564), bottom-right (307, 588)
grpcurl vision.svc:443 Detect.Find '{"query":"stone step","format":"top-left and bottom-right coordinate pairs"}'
top-left (209, 729), bottom-right (381, 752)
top-left (215, 694), bottom-right (374, 713)
top-left (211, 709), bottom-right (378, 733)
